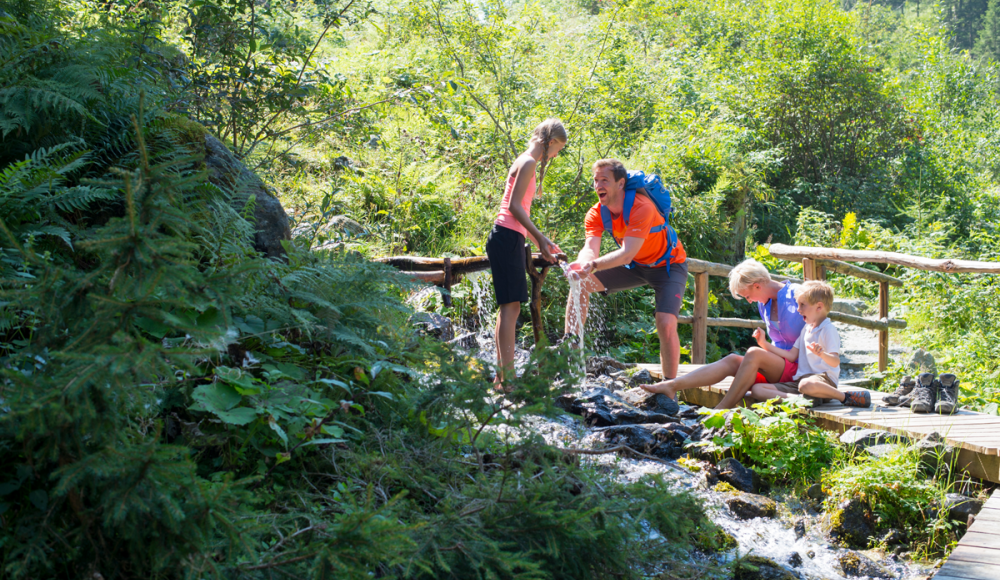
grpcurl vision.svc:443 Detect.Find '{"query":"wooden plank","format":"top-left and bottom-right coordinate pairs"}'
top-left (967, 518), bottom-right (1000, 536)
top-left (957, 532), bottom-right (1000, 550)
top-left (938, 557), bottom-right (1000, 579)
top-left (692, 272), bottom-right (708, 365)
top-left (768, 244), bottom-right (1000, 274)
top-left (948, 545), bottom-right (1000, 565)
top-left (802, 257), bottom-right (817, 280)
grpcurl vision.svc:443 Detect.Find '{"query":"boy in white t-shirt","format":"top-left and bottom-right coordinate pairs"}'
top-left (749, 281), bottom-right (871, 407)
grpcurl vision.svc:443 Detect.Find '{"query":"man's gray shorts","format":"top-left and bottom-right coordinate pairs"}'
top-left (594, 260), bottom-right (688, 316)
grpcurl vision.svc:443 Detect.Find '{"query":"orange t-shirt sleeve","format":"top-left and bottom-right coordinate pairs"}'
top-left (584, 203), bottom-right (604, 239)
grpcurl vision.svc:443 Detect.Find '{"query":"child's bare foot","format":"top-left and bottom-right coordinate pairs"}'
top-left (640, 380), bottom-right (675, 398)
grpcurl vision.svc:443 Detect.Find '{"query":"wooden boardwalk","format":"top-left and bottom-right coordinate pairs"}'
top-left (935, 490), bottom-right (1000, 580)
top-left (637, 363), bottom-right (1000, 484)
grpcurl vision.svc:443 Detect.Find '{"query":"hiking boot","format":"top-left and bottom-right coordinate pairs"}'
top-left (884, 375), bottom-right (916, 406)
top-left (910, 372), bottom-right (937, 413)
top-left (935, 373), bottom-right (960, 415)
top-left (842, 391), bottom-right (871, 408)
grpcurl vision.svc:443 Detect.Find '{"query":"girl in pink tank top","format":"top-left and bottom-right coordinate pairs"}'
top-left (486, 118), bottom-right (567, 391)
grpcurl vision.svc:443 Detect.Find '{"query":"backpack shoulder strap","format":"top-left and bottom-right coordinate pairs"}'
top-left (621, 188), bottom-right (636, 224)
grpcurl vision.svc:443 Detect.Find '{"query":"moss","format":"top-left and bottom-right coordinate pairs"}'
top-left (677, 455), bottom-right (702, 472)
top-left (733, 555), bottom-right (798, 580)
top-left (714, 481), bottom-right (739, 493)
top-left (692, 524), bottom-right (738, 553)
top-left (158, 114), bottom-right (208, 157)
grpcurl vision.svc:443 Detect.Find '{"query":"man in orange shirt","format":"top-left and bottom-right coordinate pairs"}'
top-left (565, 158), bottom-right (688, 381)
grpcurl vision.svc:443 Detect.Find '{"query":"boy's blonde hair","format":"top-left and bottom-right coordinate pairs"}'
top-left (727, 259), bottom-right (773, 298)
top-left (530, 118), bottom-right (568, 197)
top-left (797, 280), bottom-right (835, 310)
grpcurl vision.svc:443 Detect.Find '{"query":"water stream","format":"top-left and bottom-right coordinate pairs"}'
top-left (430, 271), bottom-right (933, 579)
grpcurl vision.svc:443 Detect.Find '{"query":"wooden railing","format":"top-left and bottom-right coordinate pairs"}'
top-left (378, 245), bottom-right (1000, 371)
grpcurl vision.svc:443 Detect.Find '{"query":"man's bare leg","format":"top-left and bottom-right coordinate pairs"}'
top-left (641, 353), bottom-right (743, 397)
top-left (654, 311), bottom-right (679, 381)
top-left (715, 347), bottom-right (787, 409)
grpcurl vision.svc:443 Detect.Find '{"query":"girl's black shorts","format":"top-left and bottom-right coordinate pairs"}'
top-left (485, 224), bottom-right (528, 305)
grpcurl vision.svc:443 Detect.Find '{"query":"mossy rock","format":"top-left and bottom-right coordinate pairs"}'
top-left (714, 481), bottom-right (740, 493)
top-left (838, 550), bottom-right (894, 578)
top-left (693, 524), bottom-right (738, 553)
top-left (829, 498), bottom-right (875, 549)
top-left (733, 555), bottom-right (798, 580)
top-left (158, 114), bottom-right (209, 157)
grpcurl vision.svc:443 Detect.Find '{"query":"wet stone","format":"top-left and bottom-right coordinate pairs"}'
top-left (628, 368), bottom-right (655, 386)
top-left (806, 483), bottom-right (828, 501)
top-left (793, 519), bottom-right (806, 540)
top-left (830, 498), bottom-right (875, 549)
top-left (881, 528), bottom-right (907, 546)
top-left (838, 550), bottom-right (895, 579)
top-left (620, 387), bottom-right (680, 417)
top-left (599, 424), bottom-right (684, 459)
top-left (733, 555), bottom-right (798, 580)
top-left (409, 312), bottom-right (454, 341)
top-left (717, 458), bottom-right (755, 493)
top-left (787, 552), bottom-right (803, 568)
top-left (726, 493), bottom-right (778, 520)
top-left (586, 356), bottom-right (629, 376)
top-left (943, 493), bottom-right (983, 524)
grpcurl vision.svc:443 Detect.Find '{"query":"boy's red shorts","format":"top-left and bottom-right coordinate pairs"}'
top-left (754, 359), bottom-right (798, 384)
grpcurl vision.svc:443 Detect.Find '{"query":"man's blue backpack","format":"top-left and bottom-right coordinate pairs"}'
top-left (599, 170), bottom-right (679, 273)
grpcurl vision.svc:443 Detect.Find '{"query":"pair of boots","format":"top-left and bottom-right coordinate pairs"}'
top-left (883, 373), bottom-right (960, 414)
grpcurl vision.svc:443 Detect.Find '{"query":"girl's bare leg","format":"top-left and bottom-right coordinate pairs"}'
top-left (494, 302), bottom-right (520, 389)
top-left (641, 353), bottom-right (744, 397)
top-left (715, 347), bottom-right (787, 409)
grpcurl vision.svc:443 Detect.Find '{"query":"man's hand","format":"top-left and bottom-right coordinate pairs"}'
top-left (565, 260), bottom-right (595, 282)
top-left (752, 327), bottom-right (767, 348)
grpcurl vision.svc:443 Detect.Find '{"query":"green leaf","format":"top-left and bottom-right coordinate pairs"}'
top-left (703, 414), bottom-right (726, 429)
top-left (302, 438), bottom-right (345, 446)
top-left (29, 489), bottom-right (47, 511)
top-left (134, 316), bottom-right (171, 338)
top-left (213, 406), bottom-right (258, 425)
top-left (192, 382), bottom-right (242, 412)
top-left (196, 307), bottom-right (225, 330)
top-left (367, 391), bottom-right (394, 401)
top-left (269, 416), bottom-right (288, 446)
top-left (215, 366), bottom-right (258, 394)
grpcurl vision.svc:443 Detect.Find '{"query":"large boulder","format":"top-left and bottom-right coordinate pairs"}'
top-left (942, 493), bottom-right (983, 524)
top-left (717, 458), bottom-right (756, 493)
top-left (204, 134), bottom-right (291, 260)
top-left (915, 432), bottom-right (955, 472)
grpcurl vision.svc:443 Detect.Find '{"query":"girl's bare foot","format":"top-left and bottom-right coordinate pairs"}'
top-left (640, 380), bottom-right (675, 398)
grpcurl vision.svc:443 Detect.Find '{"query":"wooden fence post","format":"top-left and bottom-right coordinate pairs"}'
top-left (525, 244), bottom-right (548, 346)
top-left (879, 281), bottom-right (889, 372)
top-left (802, 258), bottom-right (816, 281)
top-left (442, 257), bottom-right (452, 307)
top-left (693, 272), bottom-right (708, 365)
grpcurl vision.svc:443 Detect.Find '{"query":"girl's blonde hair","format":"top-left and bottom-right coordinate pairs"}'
top-left (727, 258), bottom-right (773, 298)
top-left (530, 118), bottom-right (567, 197)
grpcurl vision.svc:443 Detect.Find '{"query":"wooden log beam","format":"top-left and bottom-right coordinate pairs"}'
top-left (375, 254), bottom-right (567, 275)
top-left (676, 316), bottom-right (765, 329)
top-left (685, 257), bottom-right (802, 283)
top-left (770, 244), bottom-right (1000, 274)
top-left (828, 311), bottom-right (906, 331)
top-left (674, 313), bottom-right (905, 331)
top-left (400, 270), bottom-right (465, 285)
top-left (816, 259), bottom-right (903, 287)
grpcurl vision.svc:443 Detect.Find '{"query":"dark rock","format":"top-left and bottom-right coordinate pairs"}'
top-left (698, 464), bottom-right (721, 489)
top-left (726, 493), bottom-right (778, 520)
top-left (717, 458), bottom-right (755, 493)
top-left (628, 369), bottom-right (655, 386)
top-left (409, 312), bottom-right (454, 342)
top-left (679, 406), bottom-right (702, 420)
top-left (621, 387), bottom-right (680, 416)
top-left (752, 470), bottom-right (771, 494)
top-left (787, 552), bottom-right (803, 568)
top-left (733, 555), bottom-right (798, 580)
top-left (806, 483), bottom-right (827, 501)
top-left (586, 356), bottom-right (629, 376)
top-left (839, 426), bottom-right (907, 450)
top-left (205, 134), bottom-right (291, 260)
top-left (881, 528), bottom-right (907, 546)
top-left (942, 493), bottom-right (983, 524)
top-left (806, 550), bottom-right (815, 559)
top-left (599, 424), bottom-right (685, 459)
top-left (838, 550), bottom-right (895, 579)
top-left (793, 519), bottom-right (806, 540)
top-left (561, 387), bottom-right (681, 428)
top-left (830, 498), bottom-right (875, 549)
top-left (915, 432), bottom-right (955, 472)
